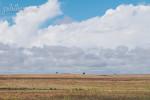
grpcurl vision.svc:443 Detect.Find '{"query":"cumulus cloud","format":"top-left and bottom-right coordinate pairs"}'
top-left (0, 1), bottom-right (150, 73)
top-left (0, 0), bottom-right (61, 46)
top-left (30, 4), bottom-right (150, 48)
top-left (1, 3), bottom-right (150, 48)
top-left (0, 43), bottom-right (149, 74)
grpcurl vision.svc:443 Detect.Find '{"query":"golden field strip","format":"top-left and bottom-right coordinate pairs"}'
top-left (0, 74), bottom-right (149, 100)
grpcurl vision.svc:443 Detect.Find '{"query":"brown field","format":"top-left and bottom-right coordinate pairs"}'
top-left (0, 74), bottom-right (150, 100)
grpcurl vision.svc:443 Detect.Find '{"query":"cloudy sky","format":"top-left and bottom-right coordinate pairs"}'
top-left (0, 0), bottom-right (150, 74)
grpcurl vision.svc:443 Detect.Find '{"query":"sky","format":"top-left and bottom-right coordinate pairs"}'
top-left (0, 0), bottom-right (150, 74)
top-left (1, 0), bottom-right (150, 21)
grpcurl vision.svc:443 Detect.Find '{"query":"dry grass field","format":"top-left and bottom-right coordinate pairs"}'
top-left (0, 74), bottom-right (149, 100)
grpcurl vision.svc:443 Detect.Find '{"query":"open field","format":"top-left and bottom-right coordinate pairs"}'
top-left (0, 74), bottom-right (150, 100)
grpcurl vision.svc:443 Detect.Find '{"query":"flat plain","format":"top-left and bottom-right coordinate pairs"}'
top-left (0, 74), bottom-right (150, 100)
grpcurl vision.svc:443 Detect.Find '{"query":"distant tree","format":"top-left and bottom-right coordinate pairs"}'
top-left (56, 72), bottom-right (58, 74)
top-left (82, 72), bottom-right (86, 75)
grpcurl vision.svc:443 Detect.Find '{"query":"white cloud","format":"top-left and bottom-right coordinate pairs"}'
top-left (54, 16), bottom-right (74, 25)
top-left (0, 3), bottom-right (150, 49)
top-left (0, 2), bottom-right (150, 73)
top-left (0, 43), bottom-right (149, 74)
top-left (0, 0), bottom-right (61, 46)
top-left (32, 4), bottom-right (150, 48)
